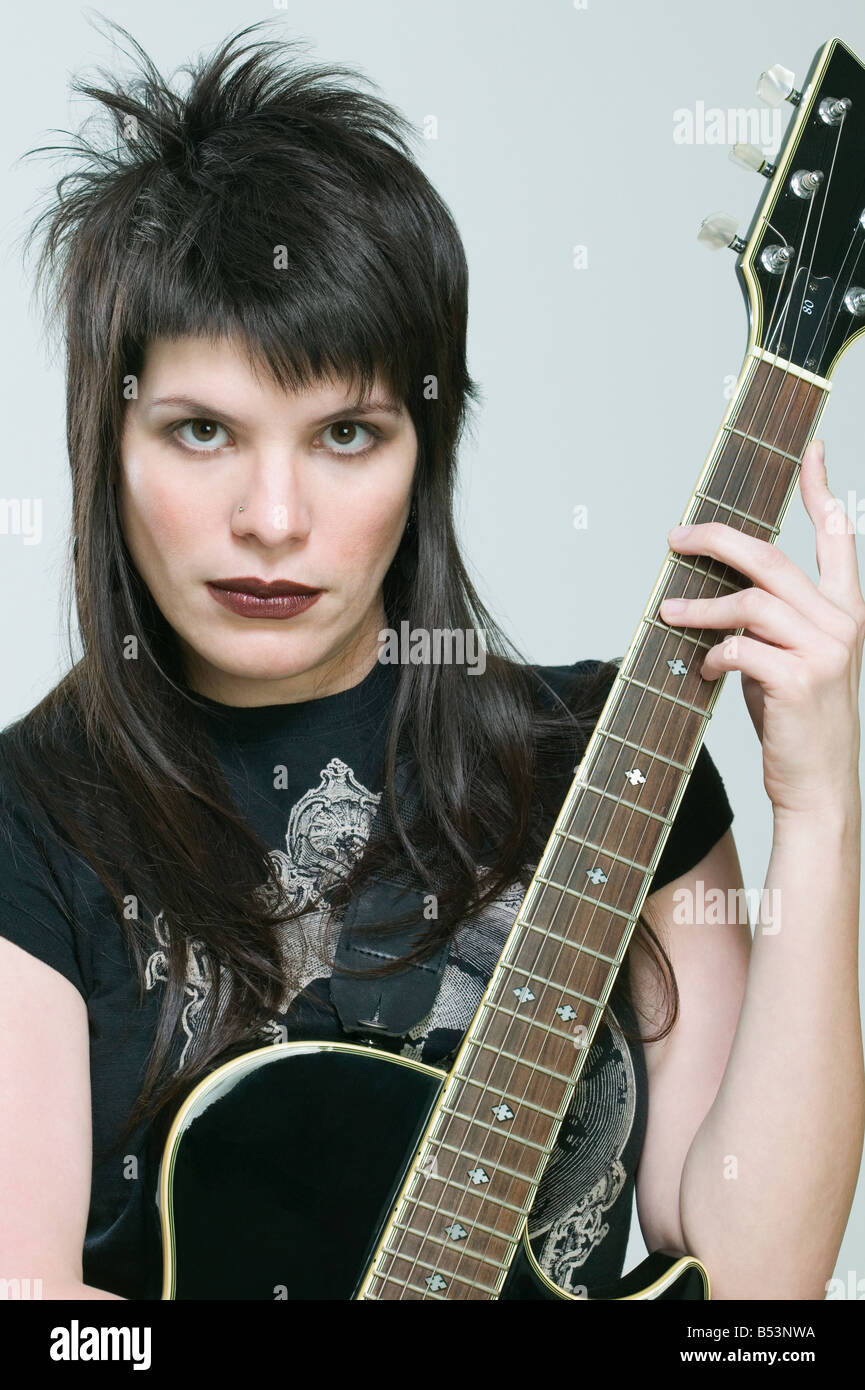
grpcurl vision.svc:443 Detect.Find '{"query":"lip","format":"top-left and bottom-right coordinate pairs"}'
top-left (209, 577), bottom-right (321, 596)
top-left (206, 578), bottom-right (323, 620)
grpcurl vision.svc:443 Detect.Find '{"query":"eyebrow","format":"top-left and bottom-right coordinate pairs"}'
top-left (144, 395), bottom-right (404, 428)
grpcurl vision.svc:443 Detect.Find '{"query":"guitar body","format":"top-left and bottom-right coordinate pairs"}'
top-left (158, 1041), bottom-right (708, 1300)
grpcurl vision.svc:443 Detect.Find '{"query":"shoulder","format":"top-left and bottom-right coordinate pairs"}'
top-left (0, 694), bottom-right (88, 843)
top-left (0, 698), bottom-right (96, 999)
top-left (524, 655), bottom-right (622, 712)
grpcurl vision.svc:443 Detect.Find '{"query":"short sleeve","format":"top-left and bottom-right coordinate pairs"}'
top-left (648, 741), bottom-right (734, 894)
top-left (532, 657), bottom-right (734, 895)
top-left (0, 754), bottom-right (88, 998)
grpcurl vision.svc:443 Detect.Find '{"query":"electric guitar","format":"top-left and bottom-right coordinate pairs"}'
top-left (157, 35), bottom-right (865, 1300)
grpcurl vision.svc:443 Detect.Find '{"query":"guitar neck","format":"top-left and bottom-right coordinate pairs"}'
top-left (360, 351), bottom-right (828, 1299)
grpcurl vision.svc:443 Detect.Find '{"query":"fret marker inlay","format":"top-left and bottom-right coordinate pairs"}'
top-left (468, 1166), bottom-right (490, 1186)
top-left (444, 1222), bottom-right (468, 1241)
top-left (586, 867), bottom-right (608, 884)
top-left (513, 985), bottom-right (535, 1003)
top-left (624, 768), bottom-right (646, 784)
top-left (491, 1102), bottom-right (515, 1121)
top-left (556, 1004), bottom-right (578, 1021)
top-left (425, 1273), bottom-right (447, 1291)
top-left (667, 657), bottom-right (688, 676)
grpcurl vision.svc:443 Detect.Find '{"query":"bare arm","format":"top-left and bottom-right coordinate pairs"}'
top-left (633, 805), bottom-right (864, 1299)
top-left (679, 795), bottom-right (863, 1299)
top-left (632, 829), bottom-right (750, 1266)
top-left (0, 936), bottom-right (126, 1300)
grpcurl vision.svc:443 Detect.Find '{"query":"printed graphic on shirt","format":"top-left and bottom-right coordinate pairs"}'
top-left (144, 756), bottom-right (381, 1063)
top-left (526, 1009), bottom-right (636, 1289)
top-left (143, 755), bottom-right (639, 1283)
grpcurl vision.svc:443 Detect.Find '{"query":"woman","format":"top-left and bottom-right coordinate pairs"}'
top-left (0, 19), bottom-right (862, 1303)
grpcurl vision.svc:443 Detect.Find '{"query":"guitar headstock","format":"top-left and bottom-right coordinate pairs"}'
top-left (703, 37), bottom-right (865, 382)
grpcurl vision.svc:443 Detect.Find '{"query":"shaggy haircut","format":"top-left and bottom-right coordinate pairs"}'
top-left (4, 16), bottom-right (676, 1146)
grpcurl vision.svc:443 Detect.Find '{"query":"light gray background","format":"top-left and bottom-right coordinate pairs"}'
top-left (1, 0), bottom-right (863, 1295)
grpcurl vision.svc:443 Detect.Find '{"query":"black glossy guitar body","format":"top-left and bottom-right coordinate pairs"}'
top-left (158, 1042), bottom-right (708, 1300)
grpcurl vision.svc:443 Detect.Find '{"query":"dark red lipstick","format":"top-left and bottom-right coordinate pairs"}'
top-left (207, 576), bottom-right (323, 620)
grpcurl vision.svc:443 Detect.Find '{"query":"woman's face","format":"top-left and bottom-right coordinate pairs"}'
top-left (117, 335), bottom-right (417, 705)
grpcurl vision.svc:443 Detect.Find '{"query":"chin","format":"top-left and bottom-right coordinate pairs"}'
top-left (194, 630), bottom-right (339, 675)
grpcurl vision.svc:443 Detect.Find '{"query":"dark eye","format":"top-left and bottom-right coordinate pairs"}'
top-left (174, 419), bottom-right (230, 453)
top-left (321, 420), bottom-right (378, 455)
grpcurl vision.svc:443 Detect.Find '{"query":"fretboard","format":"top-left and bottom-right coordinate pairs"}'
top-left (359, 350), bottom-right (829, 1299)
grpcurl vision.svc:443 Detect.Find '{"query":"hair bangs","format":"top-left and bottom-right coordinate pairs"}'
top-left (24, 16), bottom-right (443, 414)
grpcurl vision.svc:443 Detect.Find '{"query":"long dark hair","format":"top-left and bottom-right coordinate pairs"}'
top-left (4, 16), bottom-right (677, 1144)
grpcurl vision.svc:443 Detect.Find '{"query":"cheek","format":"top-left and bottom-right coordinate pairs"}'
top-left (329, 449), bottom-right (414, 560)
top-left (120, 455), bottom-right (210, 566)
top-left (330, 489), bottom-right (406, 569)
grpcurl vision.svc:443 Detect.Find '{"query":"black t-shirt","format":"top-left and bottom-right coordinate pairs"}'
top-left (0, 657), bottom-right (734, 1300)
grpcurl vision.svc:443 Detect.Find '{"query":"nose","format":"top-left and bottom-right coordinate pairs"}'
top-left (229, 454), bottom-right (313, 545)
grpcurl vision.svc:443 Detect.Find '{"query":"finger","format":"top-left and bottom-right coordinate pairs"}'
top-left (666, 519), bottom-right (847, 640)
top-left (659, 586), bottom-right (838, 652)
top-left (798, 439), bottom-right (863, 606)
top-left (699, 632), bottom-right (800, 691)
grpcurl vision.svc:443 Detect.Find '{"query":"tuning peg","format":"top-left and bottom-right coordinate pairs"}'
top-left (697, 212), bottom-right (747, 253)
top-left (757, 63), bottom-right (801, 106)
top-left (729, 142), bottom-right (776, 178)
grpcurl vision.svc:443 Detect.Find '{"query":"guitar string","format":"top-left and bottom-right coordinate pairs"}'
top-left (396, 133), bottom-right (859, 1301)
top-left (388, 110), bottom-right (856, 1299)
top-left (390, 127), bottom-right (851, 1300)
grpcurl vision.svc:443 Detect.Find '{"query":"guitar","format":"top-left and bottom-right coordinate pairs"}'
top-left (157, 35), bottom-right (865, 1300)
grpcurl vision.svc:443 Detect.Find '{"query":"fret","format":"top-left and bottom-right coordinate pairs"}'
top-left (693, 489), bottom-right (780, 536)
top-left (748, 346), bottom-right (831, 390)
top-left (438, 1104), bottom-right (549, 1151)
top-left (724, 425), bottom-right (801, 464)
top-left (408, 1161), bottom-right (528, 1214)
top-left (524, 895), bottom-right (631, 931)
top-left (409, 1195), bottom-right (524, 1242)
top-left (436, 1089), bottom-right (560, 1158)
top-left (452, 1040), bottom-right (577, 1102)
top-left (506, 924), bottom-right (616, 997)
top-left (388, 1220), bottom-right (511, 1269)
top-left (552, 829), bottom-right (651, 874)
top-left (499, 962), bottom-right (602, 1008)
top-left (642, 615), bottom-right (714, 652)
top-left (589, 725), bottom-right (691, 770)
top-left (486, 1003), bottom-right (591, 1051)
top-left (480, 1003), bottom-right (600, 1082)
top-left (432, 1138), bottom-right (542, 1185)
top-left (668, 554), bottom-right (743, 593)
top-left (469, 1039), bottom-right (575, 1085)
top-left (733, 369), bottom-right (819, 449)
top-left (373, 1263), bottom-right (498, 1297)
top-left (444, 1083), bottom-right (565, 1124)
top-left (572, 731), bottom-right (697, 827)
top-left (619, 673), bottom-right (712, 718)
top-left (566, 782), bottom-right (670, 822)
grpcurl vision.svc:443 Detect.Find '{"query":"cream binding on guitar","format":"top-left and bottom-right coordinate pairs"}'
top-left (156, 35), bottom-right (865, 1300)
